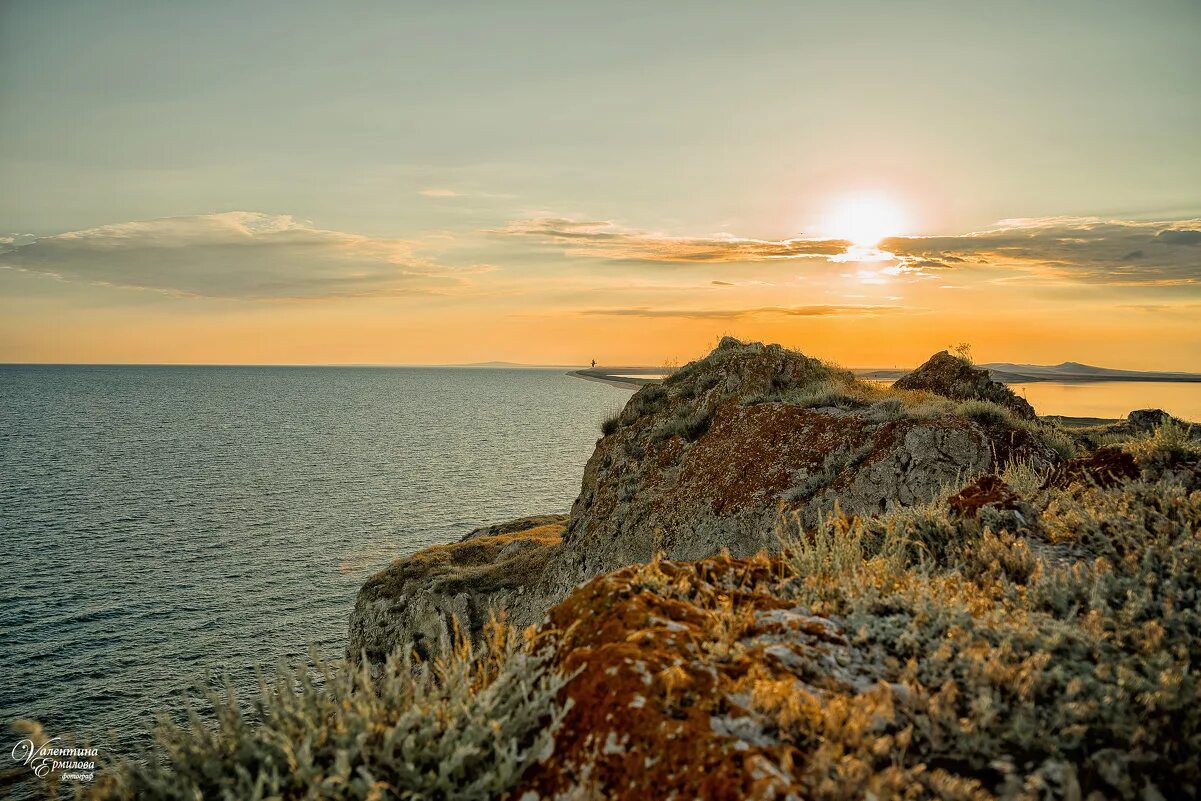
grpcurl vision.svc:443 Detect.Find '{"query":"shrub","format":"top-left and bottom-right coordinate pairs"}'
top-left (1000, 456), bottom-right (1050, 497)
top-left (956, 398), bottom-right (1015, 427)
top-left (84, 623), bottom-right (567, 801)
top-left (1035, 423), bottom-right (1078, 461)
top-left (622, 384), bottom-right (667, 421)
top-left (653, 407), bottom-right (712, 442)
top-left (1121, 420), bottom-right (1199, 467)
top-left (600, 411), bottom-right (621, 436)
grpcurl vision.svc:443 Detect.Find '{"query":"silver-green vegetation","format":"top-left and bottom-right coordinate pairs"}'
top-left (774, 423), bottom-right (1200, 799)
top-left (81, 624), bottom-right (567, 801)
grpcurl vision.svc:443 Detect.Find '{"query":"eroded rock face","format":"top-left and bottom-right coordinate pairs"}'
top-left (893, 350), bottom-right (1037, 420)
top-left (530, 340), bottom-right (1049, 616)
top-left (350, 339), bottom-right (1059, 663)
top-left (346, 516), bottom-right (564, 663)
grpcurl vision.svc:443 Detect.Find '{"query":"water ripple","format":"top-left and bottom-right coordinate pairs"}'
top-left (0, 364), bottom-right (623, 759)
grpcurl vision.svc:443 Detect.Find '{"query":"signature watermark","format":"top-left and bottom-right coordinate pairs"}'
top-left (10, 737), bottom-right (98, 783)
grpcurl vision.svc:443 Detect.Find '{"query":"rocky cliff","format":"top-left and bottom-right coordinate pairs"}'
top-left (347, 515), bottom-right (565, 664)
top-left (349, 338), bottom-right (1068, 665)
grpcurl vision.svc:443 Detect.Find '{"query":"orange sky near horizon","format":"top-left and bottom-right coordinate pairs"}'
top-left (3, 268), bottom-right (1198, 371)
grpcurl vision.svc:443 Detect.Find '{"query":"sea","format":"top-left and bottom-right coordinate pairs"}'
top-left (0, 365), bottom-right (628, 772)
top-left (1, 365), bottom-right (1199, 780)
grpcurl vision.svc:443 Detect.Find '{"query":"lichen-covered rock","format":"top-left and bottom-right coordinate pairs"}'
top-left (346, 516), bottom-right (564, 663)
top-left (893, 350), bottom-right (1038, 420)
top-left (947, 474), bottom-right (1023, 517)
top-left (1044, 447), bottom-right (1139, 490)
top-left (511, 553), bottom-right (871, 801)
top-left (1126, 407), bottom-right (1174, 432)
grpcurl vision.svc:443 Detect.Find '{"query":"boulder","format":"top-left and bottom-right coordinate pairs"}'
top-left (893, 350), bottom-right (1037, 420)
top-left (529, 340), bottom-right (1053, 618)
top-left (1126, 408), bottom-right (1174, 432)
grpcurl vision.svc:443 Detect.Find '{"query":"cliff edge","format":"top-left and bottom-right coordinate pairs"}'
top-left (350, 338), bottom-right (1069, 664)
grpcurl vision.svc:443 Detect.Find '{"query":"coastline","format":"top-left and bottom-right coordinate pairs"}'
top-left (567, 368), bottom-right (664, 389)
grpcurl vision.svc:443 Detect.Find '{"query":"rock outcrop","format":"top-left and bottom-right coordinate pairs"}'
top-left (893, 350), bottom-right (1038, 420)
top-left (347, 516), bottom-right (565, 663)
top-left (349, 338), bottom-right (1062, 664)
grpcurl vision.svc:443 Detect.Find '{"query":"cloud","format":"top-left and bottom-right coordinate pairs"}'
top-left (497, 213), bottom-right (1201, 286)
top-left (0, 212), bottom-right (476, 300)
top-left (418, 188), bottom-right (516, 200)
top-left (1117, 302), bottom-right (1201, 314)
top-left (495, 218), bottom-right (847, 263)
top-left (579, 305), bottom-right (910, 320)
top-left (882, 217), bottom-right (1201, 285)
top-left (1155, 229), bottom-right (1201, 246)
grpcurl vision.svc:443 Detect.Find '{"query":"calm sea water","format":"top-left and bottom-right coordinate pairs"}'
top-left (1015, 380), bottom-right (1201, 421)
top-left (0, 365), bottom-right (627, 765)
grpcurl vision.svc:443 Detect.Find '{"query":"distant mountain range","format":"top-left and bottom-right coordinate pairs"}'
top-left (855, 361), bottom-right (1201, 383)
top-left (982, 361), bottom-right (1201, 383)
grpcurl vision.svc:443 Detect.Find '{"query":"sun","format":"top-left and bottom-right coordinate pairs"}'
top-left (821, 192), bottom-right (908, 247)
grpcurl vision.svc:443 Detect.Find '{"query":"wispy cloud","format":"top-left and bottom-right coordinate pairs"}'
top-left (418, 187), bottom-right (516, 200)
top-left (0, 212), bottom-right (480, 300)
top-left (494, 218), bottom-right (847, 263)
top-left (496, 214), bottom-right (1201, 286)
top-left (883, 217), bottom-right (1201, 285)
top-left (1117, 302), bottom-right (1201, 314)
top-left (579, 305), bottom-right (911, 320)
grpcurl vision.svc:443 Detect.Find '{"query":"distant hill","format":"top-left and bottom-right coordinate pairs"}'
top-left (855, 361), bottom-right (1201, 383)
top-left (980, 361), bottom-right (1201, 382)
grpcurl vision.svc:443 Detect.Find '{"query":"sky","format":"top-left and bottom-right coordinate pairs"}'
top-left (1, 0), bottom-right (1199, 368)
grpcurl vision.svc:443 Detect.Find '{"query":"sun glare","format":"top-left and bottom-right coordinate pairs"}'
top-left (822, 193), bottom-right (908, 247)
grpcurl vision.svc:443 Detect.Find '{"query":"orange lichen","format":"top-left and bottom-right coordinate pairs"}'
top-left (513, 553), bottom-right (849, 801)
top-left (676, 404), bottom-right (868, 514)
top-left (946, 475), bottom-right (1021, 518)
top-left (1044, 446), bottom-right (1139, 489)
